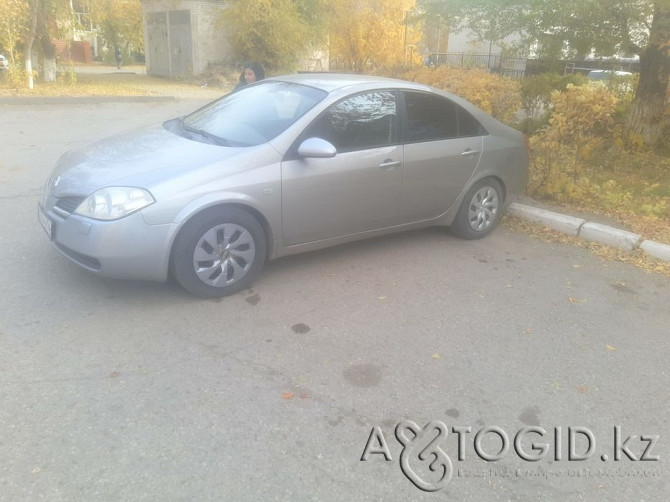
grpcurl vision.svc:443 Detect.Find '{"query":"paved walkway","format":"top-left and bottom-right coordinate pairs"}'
top-left (72, 63), bottom-right (147, 75)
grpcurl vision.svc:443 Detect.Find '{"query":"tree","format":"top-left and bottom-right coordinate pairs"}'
top-left (626, 2), bottom-right (670, 147)
top-left (220, 0), bottom-right (329, 71)
top-left (328, 0), bottom-right (421, 71)
top-left (0, 0), bottom-right (30, 65)
top-left (1, 0), bottom-right (72, 87)
top-left (421, 0), bottom-right (670, 148)
top-left (85, 0), bottom-right (144, 59)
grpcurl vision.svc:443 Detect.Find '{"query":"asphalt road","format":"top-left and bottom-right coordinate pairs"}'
top-left (0, 99), bottom-right (668, 501)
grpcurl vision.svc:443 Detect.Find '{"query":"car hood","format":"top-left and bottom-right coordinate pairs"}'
top-left (50, 123), bottom-right (277, 197)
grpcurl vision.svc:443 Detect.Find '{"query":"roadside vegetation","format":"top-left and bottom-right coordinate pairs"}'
top-left (0, 69), bottom-right (228, 97)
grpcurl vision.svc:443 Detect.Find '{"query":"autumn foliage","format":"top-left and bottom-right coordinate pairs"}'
top-left (328, 0), bottom-right (420, 71)
top-left (387, 66), bottom-right (521, 123)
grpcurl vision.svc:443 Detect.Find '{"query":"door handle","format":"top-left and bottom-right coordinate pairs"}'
top-left (461, 149), bottom-right (480, 157)
top-left (379, 159), bottom-right (401, 170)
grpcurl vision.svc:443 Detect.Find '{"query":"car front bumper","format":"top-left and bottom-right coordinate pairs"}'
top-left (38, 202), bottom-right (176, 282)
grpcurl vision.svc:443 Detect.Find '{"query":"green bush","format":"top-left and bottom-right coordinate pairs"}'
top-left (519, 72), bottom-right (587, 122)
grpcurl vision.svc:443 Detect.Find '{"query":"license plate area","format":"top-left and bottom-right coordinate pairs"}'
top-left (38, 204), bottom-right (54, 240)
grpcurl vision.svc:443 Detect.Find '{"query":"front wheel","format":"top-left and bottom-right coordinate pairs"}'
top-left (171, 207), bottom-right (266, 298)
top-left (450, 179), bottom-right (503, 239)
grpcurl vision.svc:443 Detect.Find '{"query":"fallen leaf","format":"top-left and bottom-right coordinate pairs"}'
top-left (281, 391), bottom-right (294, 399)
top-left (506, 284), bottom-right (514, 288)
top-left (576, 385), bottom-right (588, 393)
top-left (524, 328), bottom-right (533, 334)
top-left (568, 297), bottom-right (587, 303)
top-left (606, 344), bottom-right (617, 351)
top-left (377, 296), bottom-right (387, 300)
top-left (431, 353), bottom-right (440, 360)
top-left (573, 264), bottom-right (582, 268)
top-left (32, 467), bottom-right (41, 474)
top-left (550, 381), bottom-right (562, 390)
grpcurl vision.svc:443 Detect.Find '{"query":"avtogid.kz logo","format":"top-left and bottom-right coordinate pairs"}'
top-left (360, 421), bottom-right (660, 492)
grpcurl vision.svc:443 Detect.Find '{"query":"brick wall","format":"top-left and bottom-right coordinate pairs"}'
top-left (53, 40), bottom-right (92, 64)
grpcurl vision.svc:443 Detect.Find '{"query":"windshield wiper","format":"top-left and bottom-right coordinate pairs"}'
top-left (178, 118), bottom-right (230, 146)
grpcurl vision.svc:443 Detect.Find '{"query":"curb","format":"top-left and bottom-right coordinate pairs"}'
top-left (0, 96), bottom-right (177, 105)
top-left (508, 202), bottom-right (670, 262)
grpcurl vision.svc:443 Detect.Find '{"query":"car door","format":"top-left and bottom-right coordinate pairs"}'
top-left (399, 91), bottom-right (485, 222)
top-left (281, 90), bottom-right (403, 246)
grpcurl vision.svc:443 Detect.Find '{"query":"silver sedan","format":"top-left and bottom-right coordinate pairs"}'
top-left (38, 74), bottom-right (528, 298)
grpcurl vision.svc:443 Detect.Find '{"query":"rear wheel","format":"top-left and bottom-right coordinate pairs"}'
top-left (172, 207), bottom-right (266, 298)
top-left (451, 178), bottom-right (503, 239)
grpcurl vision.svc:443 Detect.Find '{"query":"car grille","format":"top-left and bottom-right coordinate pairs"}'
top-left (55, 196), bottom-right (86, 214)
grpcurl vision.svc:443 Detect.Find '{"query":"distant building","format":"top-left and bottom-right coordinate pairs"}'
top-left (142, 0), bottom-right (230, 78)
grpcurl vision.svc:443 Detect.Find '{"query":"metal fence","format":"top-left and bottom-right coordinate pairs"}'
top-left (426, 53), bottom-right (528, 79)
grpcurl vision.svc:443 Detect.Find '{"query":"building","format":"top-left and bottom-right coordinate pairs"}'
top-left (142, 0), bottom-right (230, 78)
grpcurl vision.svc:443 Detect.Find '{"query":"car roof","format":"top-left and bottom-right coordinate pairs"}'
top-left (260, 72), bottom-right (507, 133)
top-left (266, 73), bottom-right (431, 93)
top-left (588, 69), bottom-right (632, 75)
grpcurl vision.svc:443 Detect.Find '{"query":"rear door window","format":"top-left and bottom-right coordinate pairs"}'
top-left (403, 91), bottom-right (487, 142)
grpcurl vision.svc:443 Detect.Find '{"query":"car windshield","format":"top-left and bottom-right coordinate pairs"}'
top-left (181, 81), bottom-right (328, 147)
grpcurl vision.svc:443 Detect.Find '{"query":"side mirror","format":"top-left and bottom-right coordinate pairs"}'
top-left (297, 137), bottom-right (337, 159)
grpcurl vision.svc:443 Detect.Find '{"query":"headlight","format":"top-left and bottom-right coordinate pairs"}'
top-left (74, 187), bottom-right (155, 220)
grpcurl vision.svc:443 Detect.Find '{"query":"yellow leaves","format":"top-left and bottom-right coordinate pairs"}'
top-left (502, 216), bottom-right (670, 278)
top-left (329, 0), bottom-right (420, 70)
top-left (568, 297), bottom-right (587, 304)
top-left (222, 0), bottom-right (321, 70)
top-left (281, 391), bottom-right (310, 400)
top-left (387, 66), bottom-right (521, 123)
top-left (605, 344), bottom-right (617, 351)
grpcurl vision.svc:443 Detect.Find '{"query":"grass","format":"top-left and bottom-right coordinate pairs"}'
top-left (0, 67), bottom-right (232, 98)
top-left (529, 149), bottom-right (670, 245)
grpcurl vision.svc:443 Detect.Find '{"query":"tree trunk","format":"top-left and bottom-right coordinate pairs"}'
top-left (41, 33), bottom-right (56, 82)
top-left (625, 2), bottom-right (670, 147)
top-left (24, 0), bottom-right (39, 89)
top-left (43, 58), bottom-right (56, 82)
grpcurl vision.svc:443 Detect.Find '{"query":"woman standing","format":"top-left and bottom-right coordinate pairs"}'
top-left (235, 62), bottom-right (265, 89)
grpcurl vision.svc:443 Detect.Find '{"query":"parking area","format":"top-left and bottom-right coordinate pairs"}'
top-left (0, 99), bottom-right (668, 501)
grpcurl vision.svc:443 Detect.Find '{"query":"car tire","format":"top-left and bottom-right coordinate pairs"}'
top-left (172, 207), bottom-right (267, 298)
top-left (450, 178), bottom-right (503, 240)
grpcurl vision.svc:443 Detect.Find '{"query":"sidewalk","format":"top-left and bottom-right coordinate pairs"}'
top-left (71, 63), bottom-right (147, 75)
top-left (507, 199), bottom-right (670, 262)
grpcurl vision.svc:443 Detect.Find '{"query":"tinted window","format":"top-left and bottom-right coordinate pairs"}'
top-left (457, 107), bottom-right (485, 137)
top-left (307, 91), bottom-right (397, 152)
top-left (404, 92), bottom-right (486, 142)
